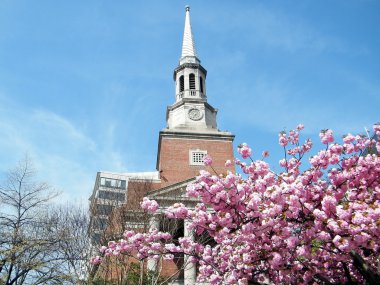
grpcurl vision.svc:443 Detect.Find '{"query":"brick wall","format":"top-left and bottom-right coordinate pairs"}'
top-left (158, 136), bottom-right (235, 187)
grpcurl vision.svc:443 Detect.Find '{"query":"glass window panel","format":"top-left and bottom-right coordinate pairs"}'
top-left (98, 190), bottom-right (125, 201)
top-left (100, 177), bottom-right (127, 189)
top-left (96, 204), bottom-right (113, 215)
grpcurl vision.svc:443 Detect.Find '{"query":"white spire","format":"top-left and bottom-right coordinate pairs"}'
top-left (181, 6), bottom-right (197, 59)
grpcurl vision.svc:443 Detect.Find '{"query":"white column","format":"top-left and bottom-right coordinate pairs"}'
top-left (147, 215), bottom-right (160, 272)
top-left (184, 219), bottom-right (196, 285)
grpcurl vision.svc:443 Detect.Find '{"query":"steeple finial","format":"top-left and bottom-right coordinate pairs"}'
top-left (181, 5), bottom-right (197, 59)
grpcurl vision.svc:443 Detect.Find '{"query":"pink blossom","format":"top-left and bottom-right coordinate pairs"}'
top-left (288, 130), bottom-right (300, 144)
top-left (319, 129), bottom-right (334, 144)
top-left (279, 158), bottom-right (287, 168)
top-left (352, 212), bottom-right (369, 225)
top-left (285, 236), bottom-right (298, 249)
top-left (262, 150), bottom-right (269, 158)
top-left (327, 219), bottom-right (339, 231)
top-left (270, 252), bottom-right (282, 269)
top-left (313, 209), bottom-right (328, 220)
top-left (165, 243), bottom-right (181, 252)
top-left (140, 197), bottom-right (159, 214)
top-left (321, 195), bottom-right (337, 216)
top-left (99, 246), bottom-right (107, 253)
top-left (332, 235), bottom-right (351, 252)
top-left (166, 203), bottom-right (189, 219)
top-left (297, 124), bottom-right (304, 131)
top-left (203, 154), bottom-right (213, 166)
top-left (343, 133), bottom-right (355, 144)
top-left (90, 255), bottom-right (102, 265)
top-left (150, 242), bottom-right (161, 251)
top-left (163, 254), bottom-right (174, 260)
top-left (373, 124), bottom-right (380, 138)
top-left (237, 143), bottom-right (252, 159)
top-left (296, 245), bottom-right (308, 257)
top-left (278, 133), bottom-right (288, 147)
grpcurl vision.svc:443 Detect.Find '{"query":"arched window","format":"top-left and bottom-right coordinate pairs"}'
top-left (199, 76), bottom-right (204, 93)
top-left (189, 73), bottom-right (195, 90)
top-left (179, 75), bottom-right (184, 92)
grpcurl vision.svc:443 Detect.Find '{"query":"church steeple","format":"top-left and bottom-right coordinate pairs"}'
top-left (156, 6), bottom-right (235, 184)
top-left (165, 6), bottom-right (223, 132)
top-left (180, 6), bottom-right (198, 63)
top-left (173, 6), bottom-right (208, 105)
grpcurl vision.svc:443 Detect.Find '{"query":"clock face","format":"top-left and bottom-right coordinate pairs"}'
top-left (188, 108), bottom-right (203, 121)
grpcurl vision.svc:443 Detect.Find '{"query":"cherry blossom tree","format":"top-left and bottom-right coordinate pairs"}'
top-left (92, 124), bottom-right (380, 285)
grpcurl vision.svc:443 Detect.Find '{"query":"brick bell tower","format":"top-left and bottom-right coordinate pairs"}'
top-left (156, 6), bottom-right (235, 187)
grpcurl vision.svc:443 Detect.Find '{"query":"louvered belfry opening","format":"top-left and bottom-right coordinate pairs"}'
top-left (179, 75), bottom-right (185, 92)
top-left (189, 73), bottom-right (195, 89)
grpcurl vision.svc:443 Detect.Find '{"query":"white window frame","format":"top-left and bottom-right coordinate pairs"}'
top-left (189, 149), bottom-right (207, 165)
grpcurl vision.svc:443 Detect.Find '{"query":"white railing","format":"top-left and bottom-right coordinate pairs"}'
top-left (178, 90), bottom-right (208, 99)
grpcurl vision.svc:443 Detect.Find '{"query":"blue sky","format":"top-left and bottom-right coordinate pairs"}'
top-left (0, 0), bottom-right (379, 203)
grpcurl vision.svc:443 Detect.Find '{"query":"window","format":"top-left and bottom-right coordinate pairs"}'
top-left (100, 177), bottom-right (126, 189)
top-left (94, 217), bottom-right (108, 230)
top-left (91, 233), bottom-right (102, 244)
top-left (189, 150), bottom-right (207, 165)
top-left (199, 76), bottom-right (204, 93)
top-left (189, 73), bottom-right (195, 90)
top-left (98, 190), bottom-right (125, 202)
top-left (95, 204), bottom-right (113, 215)
top-left (179, 75), bottom-right (184, 92)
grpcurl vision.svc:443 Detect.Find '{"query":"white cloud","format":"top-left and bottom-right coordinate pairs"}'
top-left (31, 109), bottom-right (96, 151)
top-left (0, 93), bottom-right (127, 203)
